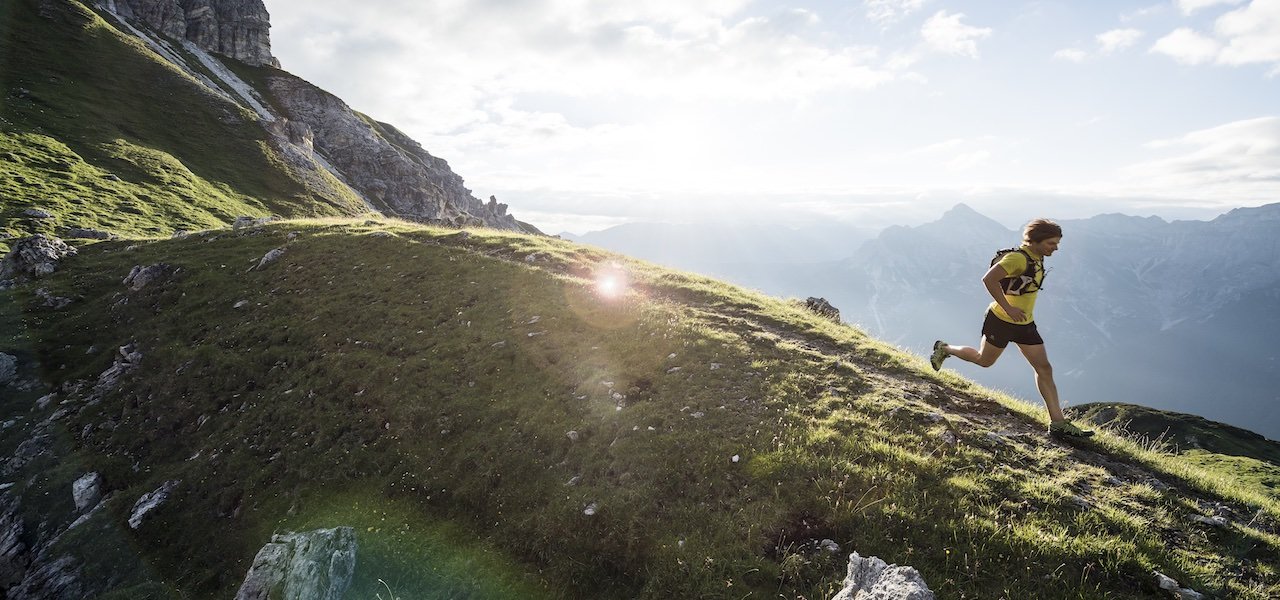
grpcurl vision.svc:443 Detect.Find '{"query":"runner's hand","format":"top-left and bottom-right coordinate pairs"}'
top-left (1005, 307), bottom-right (1027, 322)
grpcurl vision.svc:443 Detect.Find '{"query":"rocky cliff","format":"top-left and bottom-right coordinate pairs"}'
top-left (264, 74), bottom-right (524, 229)
top-left (97, 0), bottom-right (276, 66)
top-left (88, 0), bottom-right (531, 232)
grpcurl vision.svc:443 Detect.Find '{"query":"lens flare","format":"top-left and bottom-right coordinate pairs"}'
top-left (595, 267), bottom-right (629, 299)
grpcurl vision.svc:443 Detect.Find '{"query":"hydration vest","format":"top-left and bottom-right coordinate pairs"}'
top-left (990, 247), bottom-right (1044, 296)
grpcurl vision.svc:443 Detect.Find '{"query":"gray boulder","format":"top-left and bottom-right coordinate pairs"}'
top-left (123, 264), bottom-right (173, 291)
top-left (88, 344), bottom-right (142, 404)
top-left (805, 297), bottom-right (841, 322)
top-left (254, 247), bottom-right (285, 270)
top-left (0, 235), bottom-right (78, 280)
top-left (128, 479), bottom-right (178, 529)
top-left (830, 552), bottom-right (935, 600)
top-left (35, 288), bottom-right (73, 310)
top-left (235, 527), bottom-right (357, 600)
top-left (0, 353), bottom-right (16, 386)
top-left (22, 208), bottom-right (54, 219)
top-left (72, 473), bottom-right (103, 512)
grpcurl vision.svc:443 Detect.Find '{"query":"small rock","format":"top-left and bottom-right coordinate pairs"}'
top-left (1070, 495), bottom-right (1093, 510)
top-left (666, 367), bottom-right (682, 374)
top-left (72, 472), bottom-right (103, 511)
top-left (832, 552), bottom-right (934, 600)
top-left (820, 539), bottom-right (841, 553)
top-left (1154, 571), bottom-right (1205, 600)
top-left (731, 454), bottom-right (740, 463)
top-left (123, 264), bottom-right (173, 291)
top-left (36, 394), bottom-right (55, 410)
top-left (583, 502), bottom-right (598, 516)
top-left (0, 353), bottom-right (16, 386)
top-left (566, 430), bottom-right (580, 442)
top-left (22, 208), bottom-right (54, 219)
top-left (565, 475), bottom-right (581, 486)
top-left (255, 247), bottom-right (285, 270)
top-left (35, 288), bottom-right (73, 309)
top-left (1189, 515), bottom-right (1229, 528)
top-left (938, 430), bottom-right (958, 446)
top-left (104, 173), bottom-right (121, 181)
top-left (803, 297), bottom-right (841, 322)
top-left (129, 480), bottom-right (179, 529)
top-left (234, 300), bottom-right (250, 309)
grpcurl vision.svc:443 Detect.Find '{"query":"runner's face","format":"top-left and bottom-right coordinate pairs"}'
top-left (1032, 236), bottom-right (1061, 256)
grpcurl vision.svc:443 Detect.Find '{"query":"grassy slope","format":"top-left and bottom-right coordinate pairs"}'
top-left (1070, 402), bottom-right (1280, 502)
top-left (5, 219), bottom-right (1279, 599)
top-left (0, 0), bottom-right (366, 253)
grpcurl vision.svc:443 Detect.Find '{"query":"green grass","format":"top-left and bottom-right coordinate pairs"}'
top-left (3, 218), bottom-right (1277, 598)
top-left (0, 0), bottom-right (367, 254)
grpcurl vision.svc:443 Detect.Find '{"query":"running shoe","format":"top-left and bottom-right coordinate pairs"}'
top-left (930, 340), bottom-right (949, 371)
top-left (1049, 420), bottom-right (1095, 438)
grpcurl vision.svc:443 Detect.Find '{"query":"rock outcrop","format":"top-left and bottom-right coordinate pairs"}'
top-left (96, 0), bottom-right (277, 67)
top-left (830, 552), bottom-right (935, 600)
top-left (234, 527), bottom-right (357, 600)
top-left (0, 235), bottom-right (78, 281)
top-left (263, 74), bottom-right (525, 231)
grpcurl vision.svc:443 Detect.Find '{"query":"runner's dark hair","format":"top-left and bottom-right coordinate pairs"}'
top-left (1023, 219), bottom-right (1062, 244)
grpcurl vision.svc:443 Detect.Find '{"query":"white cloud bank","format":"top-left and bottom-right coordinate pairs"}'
top-left (1152, 0), bottom-right (1280, 73)
top-left (1120, 116), bottom-right (1280, 200)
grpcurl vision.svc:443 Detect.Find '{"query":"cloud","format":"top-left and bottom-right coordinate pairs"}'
top-left (1151, 0), bottom-right (1280, 73)
top-left (1120, 116), bottom-right (1280, 200)
top-left (865, 0), bottom-right (927, 27)
top-left (1151, 27), bottom-right (1223, 64)
top-left (1175, 0), bottom-right (1246, 15)
top-left (1214, 0), bottom-right (1280, 68)
top-left (1096, 28), bottom-right (1144, 54)
top-left (920, 11), bottom-right (992, 58)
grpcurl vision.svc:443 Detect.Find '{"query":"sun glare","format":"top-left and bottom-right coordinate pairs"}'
top-left (595, 266), bottom-right (629, 299)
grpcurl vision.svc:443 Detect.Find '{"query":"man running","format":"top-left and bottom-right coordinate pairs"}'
top-left (929, 218), bottom-right (1094, 438)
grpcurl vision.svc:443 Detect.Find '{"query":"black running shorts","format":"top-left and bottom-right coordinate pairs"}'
top-left (981, 310), bottom-right (1044, 348)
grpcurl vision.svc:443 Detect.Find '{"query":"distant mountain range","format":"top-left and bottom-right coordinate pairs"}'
top-left (576, 203), bottom-right (1280, 440)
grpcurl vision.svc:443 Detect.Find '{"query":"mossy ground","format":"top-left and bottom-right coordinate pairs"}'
top-left (3, 218), bottom-right (1278, 599)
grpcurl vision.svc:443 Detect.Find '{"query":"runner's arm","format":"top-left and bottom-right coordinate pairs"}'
top-left (982, 263), bottom-right (1026, 322)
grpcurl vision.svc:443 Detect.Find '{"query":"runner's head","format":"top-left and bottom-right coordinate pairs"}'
top-left (1023, 219), bottom-right (1062, 256)
top-left (1023, 219), bottom-right (1062, 244)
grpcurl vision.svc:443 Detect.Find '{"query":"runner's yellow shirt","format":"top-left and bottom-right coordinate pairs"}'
top-left (988, 246), bottom-right (1044, 325)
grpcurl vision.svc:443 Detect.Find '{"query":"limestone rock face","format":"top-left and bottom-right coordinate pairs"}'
top-left (234, 527), bottom-right (357, 600)
top-left (102, 0), bottom-right (277, 66)
top-left (264, 74), bottom-right (525, 231)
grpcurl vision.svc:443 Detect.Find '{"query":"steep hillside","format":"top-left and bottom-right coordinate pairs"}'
top-left (1, 220), bottom-right (1278, 598)
top-left (0, 0), bottom-right (369, 250)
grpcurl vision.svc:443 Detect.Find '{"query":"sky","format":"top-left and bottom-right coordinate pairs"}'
top-left (264, 0), bottom-right (1280, 234)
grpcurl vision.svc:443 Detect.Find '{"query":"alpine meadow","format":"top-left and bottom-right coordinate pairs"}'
top-left (2, 1), bottom-right (1280, 599)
